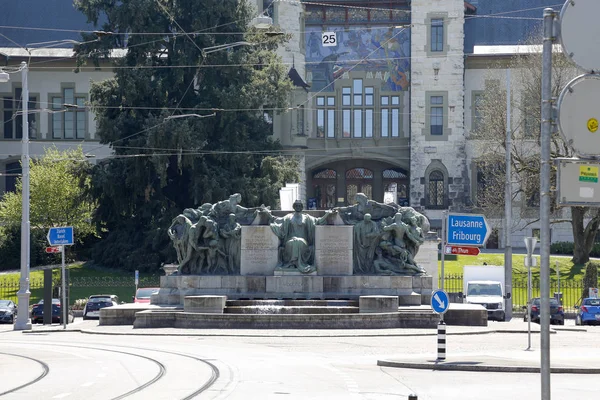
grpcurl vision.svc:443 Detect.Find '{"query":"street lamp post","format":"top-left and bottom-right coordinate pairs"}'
top-left (13, 61), bottom-right (31, 331)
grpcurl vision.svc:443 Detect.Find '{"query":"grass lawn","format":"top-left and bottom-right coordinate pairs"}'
top-left (438, 253), bottom-right (585, 280)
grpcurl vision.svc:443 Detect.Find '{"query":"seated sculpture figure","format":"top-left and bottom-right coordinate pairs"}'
top-left (270, 199), bottom-right (335, 274)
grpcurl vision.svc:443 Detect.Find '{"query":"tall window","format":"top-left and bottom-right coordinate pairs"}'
top-left (341, 79), bottom-right (375, 138)
top-left (430, 96), bottom-right (443, 135)
top-left (431, 19), bottom-right (444, 52)
top-left (428, 170), bottom-right (444, 207)
top-left (3, 88), bottom-right (37, 139)
top-left (316, 96), bottom-right (335, 138)
top-left (297, 105), bottom-right (305, 135)
top-left (381, 95), bottom-right (401, 137)
top-left (51, 88), bottom-right (86, 139)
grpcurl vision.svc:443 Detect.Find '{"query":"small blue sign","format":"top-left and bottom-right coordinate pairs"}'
top-left (47, 226), bottom-right (74, 246)
top-left (431, 289), bottom-right (450, 314)
top-left (446, 213), bottom-right (490, 247)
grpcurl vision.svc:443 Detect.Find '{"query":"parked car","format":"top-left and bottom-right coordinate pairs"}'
top-left (0, 300), bottom-right (17, 324)
top-left (575, 297), bottom-right (600, 326)
top-left (82, 295), bottom-right (119, 320)
top-left (133, 287), bottom-right (160, 304)
top-left (31, 299), bottom-right (61, 324)
top-left (524, 297), bottom-right (564, 325)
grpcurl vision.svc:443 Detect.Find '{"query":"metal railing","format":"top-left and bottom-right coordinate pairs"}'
top-left (0, 276), bottom-right (161, 306)
top-left (439, 274), bottom-right (592, 313)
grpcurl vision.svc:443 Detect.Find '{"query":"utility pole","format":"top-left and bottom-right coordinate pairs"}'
top-left (504, 69), bottom-right (513, 321)
top-left (540, 8), bottom-right (556, 400)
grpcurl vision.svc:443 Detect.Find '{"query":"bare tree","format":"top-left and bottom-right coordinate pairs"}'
top-left (472, 35), bottom-right (598, 264)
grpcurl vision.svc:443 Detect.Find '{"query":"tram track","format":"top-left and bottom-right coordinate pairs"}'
top-left (0, 351), bottom-right (49, 397)
top-left (0, 340), bottom-right (225, 399)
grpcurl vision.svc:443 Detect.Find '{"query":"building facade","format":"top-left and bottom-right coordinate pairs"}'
top-left (0, 0), bottom-right (574, 247)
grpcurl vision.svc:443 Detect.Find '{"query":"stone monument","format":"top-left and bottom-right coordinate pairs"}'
top-left (160, 193), bottom-right (435, 304)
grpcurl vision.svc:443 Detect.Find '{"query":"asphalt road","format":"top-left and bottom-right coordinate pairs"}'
top-left (1, 319), bottom-right (599, 399)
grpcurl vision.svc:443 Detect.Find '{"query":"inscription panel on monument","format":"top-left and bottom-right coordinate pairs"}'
top-left (241, 226), bottom-right (279, 275)
top-left (315, 225), bottom-right (353, 275)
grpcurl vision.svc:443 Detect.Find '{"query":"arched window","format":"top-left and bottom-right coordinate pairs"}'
top-left (312, 169), bottom-right (336, 209)
top-left (428, 170), bottom-right (445, 208)
top-left (346, 168), bottom-right (373, 204)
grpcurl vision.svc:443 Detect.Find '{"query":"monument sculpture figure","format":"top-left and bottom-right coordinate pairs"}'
top-left (220, 213), bottom-right (241, 273)
top-left (270, 199), bottom-right (335, 274)
top-left (168, 192), bottom-right (430, 277)
top-left (353, 213), bottom-right (380, 274)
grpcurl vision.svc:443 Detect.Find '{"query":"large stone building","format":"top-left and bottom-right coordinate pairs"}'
top-left (0, 0), bottom-right (573, 247)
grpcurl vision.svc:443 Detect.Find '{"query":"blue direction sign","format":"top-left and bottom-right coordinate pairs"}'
top-left (47, 226), bottom-right (74, 246)
top-left (431, 289), bottom-right (450, 314)
top-left (446, 213), bottom-right (491, 247)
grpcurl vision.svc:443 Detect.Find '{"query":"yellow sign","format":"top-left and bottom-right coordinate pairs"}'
top-left (580, 166), bottom-right (599, 183)
top-left (588, 118), bottom-right (599, 133)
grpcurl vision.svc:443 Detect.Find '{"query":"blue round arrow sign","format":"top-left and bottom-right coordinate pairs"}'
top-left (431, 289), bottom-right (450, 314)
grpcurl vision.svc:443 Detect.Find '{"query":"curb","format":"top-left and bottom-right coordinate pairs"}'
top-left (377, 359), bottom-right (600, 374)
top-left (18, 326), bottom-right (578, 337)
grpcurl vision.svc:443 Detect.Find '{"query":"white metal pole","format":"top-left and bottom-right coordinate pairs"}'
top-left (505, 69), bottom-right (513, 321)
top-left (14, 62), bottom-right (31, 331)
top-left (528, 260), bottom-right (532, 349)
top-left (61, 246), bottom-right (66, 329)
top-left (540, 9), bottom-right (555, 400)
top-left (441, 211), bottom-right (446, 290)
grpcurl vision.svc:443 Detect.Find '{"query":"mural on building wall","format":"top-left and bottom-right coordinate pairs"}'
top-left (305, 26), bottom-right (411, 92)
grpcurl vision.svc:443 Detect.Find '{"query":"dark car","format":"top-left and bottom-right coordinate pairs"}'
top-left (31, 299), bottom-right (61, 324)
top-left (524, 297), bottom-right (564, 325)
top-left (83, 295), bottom-right (118, 320)
top-left (0, 300), bottom-right (17, 324)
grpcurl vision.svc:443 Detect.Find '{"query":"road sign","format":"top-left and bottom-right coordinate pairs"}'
top-left (431, 289), bottom-right (449, 314)
top-left (446, 213), bottom-right (490, 247)
top-left (45, 246), bottom-right (62, 254)
top-left (559, 0), bottom-right (600, 72)
top-left (135, 270), bottom-right (139, 285)
top-left (557, 75), bottom-right (600, 157)
top-left (556, 158), bottom-right (600, 206)
top-left (444, 245), bottom-right (480, 256)
top-left (321, 31), bottom-right (337, 47)
top-left (47, 226), bottom-right (74, 246)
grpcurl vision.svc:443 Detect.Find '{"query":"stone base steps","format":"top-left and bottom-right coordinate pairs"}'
top-left (133, 308), bottom-right (439, 329)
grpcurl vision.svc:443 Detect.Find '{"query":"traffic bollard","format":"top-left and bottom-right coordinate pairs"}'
top-left (437, 320), bottom-right (446, 360)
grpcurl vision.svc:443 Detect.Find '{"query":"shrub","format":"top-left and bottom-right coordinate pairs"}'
top-left (550, 242), bottom-right (574, 255)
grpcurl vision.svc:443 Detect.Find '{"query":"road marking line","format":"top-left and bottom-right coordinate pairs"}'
top-left (97, 373), bottom-right (106, 378)
top-left (81, 382), bottom-right (94, 387)
top-left (52, 393), bottom-right (72, 399)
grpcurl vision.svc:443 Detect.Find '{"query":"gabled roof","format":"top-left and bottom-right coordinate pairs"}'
top-left (288, 67), bottom-right (310, 90)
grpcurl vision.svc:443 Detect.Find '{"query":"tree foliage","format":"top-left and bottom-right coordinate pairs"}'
top-left (73, 0), bottom-right (297, 270)
top-left (473, 32), bottom-right (599, 263)
top-left (0, 147), bottom-right (97, 269)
